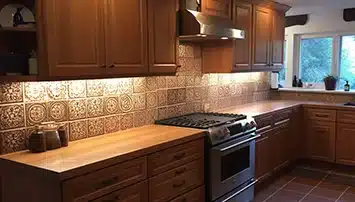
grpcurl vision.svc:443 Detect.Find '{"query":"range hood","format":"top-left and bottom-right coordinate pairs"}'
top-left (179, 0), bottom-right (244, 41)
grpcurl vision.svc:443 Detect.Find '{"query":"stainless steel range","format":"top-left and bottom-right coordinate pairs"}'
top-left (156, 113), bottom-right (259, 202)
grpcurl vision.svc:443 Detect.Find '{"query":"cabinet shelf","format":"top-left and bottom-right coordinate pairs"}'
top-left (0, 27), bottom-right (36, 32)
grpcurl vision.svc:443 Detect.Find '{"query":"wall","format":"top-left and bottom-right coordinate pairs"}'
top-left (0, 44), bottom-right (271, 154)
top-left (284, 8), bottom-right (355, 87)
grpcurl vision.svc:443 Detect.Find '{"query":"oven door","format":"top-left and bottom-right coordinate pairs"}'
top-left (209, 133), bottom-right (259, 201)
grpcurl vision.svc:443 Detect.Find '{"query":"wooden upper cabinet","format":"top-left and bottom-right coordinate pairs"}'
top-left (270, 10), bottom-right (285, 68)
top-left (147, 0), bottom-right (177, 74)
top-left (252, 6), bottom-right (272, 70)
top-left (44, 0), bottom-right (106, 77)
top-left (233, 1), bottom-right (252, 71)
top-left (306, 121), bottom-right (336, 162)
top-left (201, 0), bottom-right (232, 19)
top-left (105, 0), bottom-right (148, 75)
top-left (336, 123), bottom-right (355, 166)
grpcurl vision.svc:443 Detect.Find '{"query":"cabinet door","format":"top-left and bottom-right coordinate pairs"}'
top-left (270, 121), bottom-right (290, 171)
top-left (306, 121), bottom-right (336, 162)
top-left (201, 0), bottom-right (232, 19)
top-left (233, 1), bottom-right (252, 71)
top-left (255, 131), bottom-right (271, 179)
top-left (270, 10), bottom-right (285, 68)
top-left (44, 0), bottom-right (106, 77)
top-left (147, 0), bottom-right (177, 74)
top-left (252, 6), bottom-right (271, 70)
top-left (336, 123), bottom-right (355, 166)
top-left (105, 0), bottom-right (148, 75)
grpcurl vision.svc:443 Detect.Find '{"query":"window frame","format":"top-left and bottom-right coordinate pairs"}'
top-left (294, 32), bottom-right (355, 88)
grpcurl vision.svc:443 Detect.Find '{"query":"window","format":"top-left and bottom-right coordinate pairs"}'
top-left (340, 35), bottom-right (355, 88)
top-left (291, 33), bottom-right (355, 89)
top-left (300, 37), bottom-right (333, 83)
top-left (279, 40), bottom-right (287, 83)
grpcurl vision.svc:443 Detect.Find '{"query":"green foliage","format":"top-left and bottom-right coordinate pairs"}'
top-left (300, 37), bottom-right (333, 83)
top-left (323, 74), bottom-right (338, 82)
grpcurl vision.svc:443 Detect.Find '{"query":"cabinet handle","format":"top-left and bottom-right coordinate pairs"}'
top-left (98, 176), bottom-right (119, 189)
top-left (109, 64), bottom-right (115, 68)
top-left (315, 114), bottom-right (329, 118)
top-left (100, 65), bottom-right (106, 68)
top-left (173, 152), bottom-right (186, 160)
top-left (315, 129), bottom-right (327, 133)
top-left (173, 180), bottom-right (186, 188)
top-left (175, 167), bottom-right (187, 176)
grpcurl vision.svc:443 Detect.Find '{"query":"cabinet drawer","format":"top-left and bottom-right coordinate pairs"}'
top-left (274, 109), bottom-right (292, 123)
top-left (90, 180), bottom-right (148, 202)
top-left (305, 108), bottom-right (336, 122)
top-left (169, 186), bottom-right (205, 202)
top-left (149, 159), bottom-right (204, 202)
top-left (148, 139), bottom-right (204, 176)
top-left (337, 111), bottom-right (355, 124)
top-left (255, 114), bottom-right (273, 133)
top-left (63, 157), bottom-right (147, 201)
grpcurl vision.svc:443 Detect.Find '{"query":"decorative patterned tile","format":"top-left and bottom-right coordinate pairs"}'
top-left (146, 77), bottom-right (157, 91)
top-left (194, 76), bottom-right (202, 86)
top-left (133, 93), bottom-right (146, 110)
top-left (104, 115), bottom-right (120, 134)
top-left (146, 92), bottom-right (157, 109)
top-left (1, 129), bottom-right (26, 154)
top-left (68, 80), bottom-right (86, 98)
top-left (167, 88), bottom-right (186, 105)
top-left (104, 97), bottom-right (120, 115)
top-left (88, 117), bottom-right (104, 137)
top-left (158, 107), bottom-right (167, 120)
top-left (146, 109), bottom-right (158, 124)
top-left (87, 98), bottom-right (104, 118)
top-left (133, 78), bottom-right (146, 93)
top-left (68, 99), bottom-right (87, 120)
top-left (69, 120), bottom-right (88, 141)
top-left (166, 76), bottom-right (178, 88)
top-left (133, 111), bottom-right (146, 127)
top-left (177, 76), bottom-right (186, 87)
top-left (167, 105), bottom-right (178, 118)
top-left (157, 90), bottom-right (167, 107)
top-left (178, 44), bottom-right (195, 58)
top-left (26, 103), bottom-right (47, 126)
top-left (24, 82), bottom-right (46, 101)
top-left (0, 82), bottom-right (23, 104)
top-left (47, 81), bottom-right (67, 100)
top-left (0, 104), bottom-right (25, 130)
top-left (118, 78), bottom-right (133, 94)
top-left (104, 79), bottom-right (118, 96)
top-left (208, 86), bottom-right (219, 99)
top-left (157, 77), bottom-right (166, 89)
top-left (208, 74), bottom-right (218, 86)
top-left (47, 101), bottom-right (68, 122)
top-left (186, 88), bottom-right (194, 102)
top-left (86, 80), bottom-right (104, 97)
top-left (119, 94), bottom-right (134, 113)
top-left (193, 87), bottom-right (203, 101)
top-left (121, 113), bottom-right (134, 131)
top-left (186, 76), bottom-right (195, 87)
top-left (176, 104), bottom-right (186, 116)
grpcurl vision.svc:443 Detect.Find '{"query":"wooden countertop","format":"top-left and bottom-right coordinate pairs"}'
top-left (219, 100), bottom-right (355, 117)
top-left (0, 125), bottom-right (204, 180)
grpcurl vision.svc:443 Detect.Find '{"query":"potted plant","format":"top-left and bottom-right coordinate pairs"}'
top-left (323, 75), bottom-right (338, 90)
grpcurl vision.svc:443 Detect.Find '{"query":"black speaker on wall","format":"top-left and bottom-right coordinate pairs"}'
top-left (285, 15), bottom-right (308, 27)
top-left (344, 8), bottom-right (355, 22)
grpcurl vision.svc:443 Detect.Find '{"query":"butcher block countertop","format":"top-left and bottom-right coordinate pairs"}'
top-left (0, 125), bottom-right (205, 180)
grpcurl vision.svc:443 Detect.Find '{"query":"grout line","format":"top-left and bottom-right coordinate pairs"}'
top-left (335, 186), bottom-right (350, 202)
top-left (298, 170), bottom-right (332, 202)
top-left (262, 177), bottom-right (297, 202)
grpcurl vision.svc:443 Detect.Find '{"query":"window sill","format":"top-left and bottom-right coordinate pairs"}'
top-left (278, 87), bottom-right (355, 95)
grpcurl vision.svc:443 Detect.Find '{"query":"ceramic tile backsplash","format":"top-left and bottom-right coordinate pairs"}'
top-left (0, 44), bottom-right (271, 154)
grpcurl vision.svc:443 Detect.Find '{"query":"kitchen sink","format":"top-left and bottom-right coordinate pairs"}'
top-left (344, 102), bottom-right (355, 106)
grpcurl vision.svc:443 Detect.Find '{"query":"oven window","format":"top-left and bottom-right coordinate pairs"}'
top-left (221, 146), bottom-right (250, 181)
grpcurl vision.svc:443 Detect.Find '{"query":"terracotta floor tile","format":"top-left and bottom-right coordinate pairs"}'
top-left (301, 195), bottom-right (334, 202)
top-left (309, 182), bottom-right (346, 200)
top-left (272, 175), bottom-right (294, 187)
top-left (338, 193), bottom-right (355, 202)
top-left (345, 186), bottom-right (355, 195)
top-left (290, 168), bottom-right (329, 181)
top-left (265, 190), bottom-right (305, 202)
top-left (326, 173), bottom-right (355, 187)
top-left (283, 181), bottom-right (315, 194)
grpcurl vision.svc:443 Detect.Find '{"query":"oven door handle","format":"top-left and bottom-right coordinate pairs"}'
top-left (219, 135), bottom-right (261, 152)
top-left (221, 179), bottom-right (258, 202)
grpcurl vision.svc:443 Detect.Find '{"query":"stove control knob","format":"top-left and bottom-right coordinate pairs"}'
top-left (244, 123), bottom-right (251, 131)
top-left (250, 121), bottom-right (257, 128)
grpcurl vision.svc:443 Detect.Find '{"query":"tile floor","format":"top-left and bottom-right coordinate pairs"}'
top-left (254, 165), bottom-right (355, 202)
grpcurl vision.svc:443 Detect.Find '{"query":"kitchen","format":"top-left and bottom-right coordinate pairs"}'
top-left (1, 0), bottom-right (355, 202)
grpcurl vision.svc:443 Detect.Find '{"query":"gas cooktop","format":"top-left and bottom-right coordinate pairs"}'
top-left (155, 113), bottom-right (247, 129)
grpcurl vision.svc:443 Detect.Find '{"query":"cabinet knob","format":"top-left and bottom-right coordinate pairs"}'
top-left (109, 64), bottom-right (115, 68)
top-left (100, 65), bottom-right (106, 68)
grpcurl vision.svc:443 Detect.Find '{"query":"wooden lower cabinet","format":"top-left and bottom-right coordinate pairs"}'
top-left (336, 123), bottom-right (355, 165)
top-left (306, 120), bottom-right (336, 162)
top-left (90, 181), bottom-right (148, 202)
top-left (169, 186), bottom-right (205, 202)
top-left (255, 131), bottom-right (271, 179)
